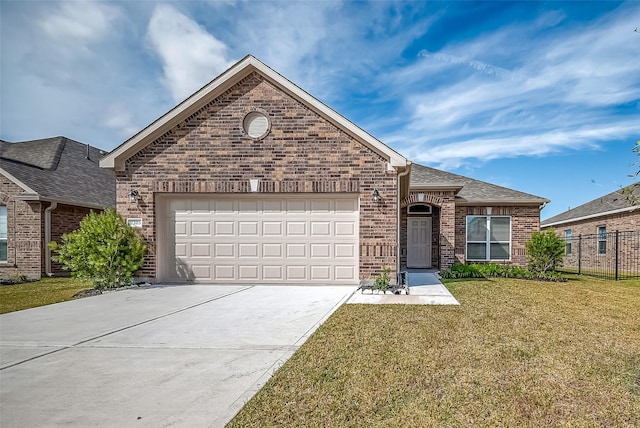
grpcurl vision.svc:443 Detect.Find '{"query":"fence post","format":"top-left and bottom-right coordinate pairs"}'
top-left (615, 230), bottom-right (619, 281)
top-left (578, 234), bottom-right (582, 275)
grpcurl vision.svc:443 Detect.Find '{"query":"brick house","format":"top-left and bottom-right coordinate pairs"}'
top-left (100, 55), bottom-right (548, 285)
top-left (541, 183), bottom-right (639, 273)
top-left (0, 137), bottom-right (115, 280)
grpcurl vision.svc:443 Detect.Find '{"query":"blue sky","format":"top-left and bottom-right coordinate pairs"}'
top-left (1, 1), bottom-right (639, 220)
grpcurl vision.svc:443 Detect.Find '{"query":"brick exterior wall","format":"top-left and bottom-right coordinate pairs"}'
top-left (49, 204), bottom-right (95, 274)
top-left (543, 210), bottom-right (640, 274)
top-left (455, 205), bottom-right (541, 267)
top-left (116, 72), bottom-right (398, 281)
top-left (0, 175), bottom-right (97, 280)
top-left (0, 176), bottom-right (42, 280)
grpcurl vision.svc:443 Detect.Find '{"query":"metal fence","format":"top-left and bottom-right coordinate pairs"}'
top-left (560, 230), bottom-right (640, 280)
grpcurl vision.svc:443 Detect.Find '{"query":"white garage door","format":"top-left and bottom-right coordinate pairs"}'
top-left (160, 195), bottom-right (359, 284)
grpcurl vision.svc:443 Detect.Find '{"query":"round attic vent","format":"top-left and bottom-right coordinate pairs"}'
top-left (243, 112), bottom-right (270, 139)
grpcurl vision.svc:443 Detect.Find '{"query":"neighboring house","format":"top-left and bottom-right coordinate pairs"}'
top-left (0, 137), bottom-right (115, 280)
top-left (541, 183), bottom-right (640, 235)
top-left (100, 55), bottom-right (548, 285)
top-left (541, 183), bottom-right (639, 273)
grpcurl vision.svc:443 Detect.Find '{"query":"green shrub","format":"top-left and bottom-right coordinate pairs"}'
top-left (49, 209), bottom-right (147, 289)
top-left (374, 268), bottom-right (391, 291)
top-left (440, 263), bottom-right (566, 282)
top-left (525, 228), bottom-right (565, 274)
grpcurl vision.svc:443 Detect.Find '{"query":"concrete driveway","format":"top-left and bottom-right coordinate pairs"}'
top-left (0, 284), bottom-right (353, 427)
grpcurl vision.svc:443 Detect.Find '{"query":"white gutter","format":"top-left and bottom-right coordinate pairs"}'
top-left (44, 202), bottom-right (57, 276)
top-left (397, 163), bottom-right (412, 277)
top-left (542, 204), bottom-right (640, 228)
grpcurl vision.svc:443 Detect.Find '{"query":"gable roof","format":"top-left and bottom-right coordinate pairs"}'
top-left (410, 163), bottom-right (549, 205)
top-left (541, 182), bottom-right (639, 227)
top-left (0, 137), bottom-right (115, 209)
top-left (100, 55), bottom-right (407, 171)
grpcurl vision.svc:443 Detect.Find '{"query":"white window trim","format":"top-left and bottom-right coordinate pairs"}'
top-left (597, 225), bottom-right (607, 255)
top-left (466, 215), bottom-right (512, 262)
top-left (564, 229), bottom-right (572, 255)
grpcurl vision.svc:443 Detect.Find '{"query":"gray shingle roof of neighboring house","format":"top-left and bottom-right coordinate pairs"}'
top-left (541, 182), bottom-right (640, 227)
top-left (410, 163), bottom-right (549, 205)
top-left (0, 136), bottom-right (115, 209)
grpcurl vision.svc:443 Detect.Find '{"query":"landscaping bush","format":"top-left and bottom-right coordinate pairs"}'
top-left (440, 263), bottom-right (565, 281)
top-left (49, 209), bottom-right (147, 289)
top-left (526, 228), bottom-right (565, 274)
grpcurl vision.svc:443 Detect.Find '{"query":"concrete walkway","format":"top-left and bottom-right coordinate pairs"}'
top-left (0, 285), bottom-right (353, 428)
top-left (347, 270), bottom-right (459, 305)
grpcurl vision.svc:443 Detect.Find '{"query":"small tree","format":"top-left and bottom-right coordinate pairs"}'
top-left (50, 208), bottom-right (147, 289)
top-left (525, 228), bottom-right (565, 274)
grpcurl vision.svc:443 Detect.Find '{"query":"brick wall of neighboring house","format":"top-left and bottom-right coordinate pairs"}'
top-left (0, 176), bottom-right (43, 280)
top-left (455, 205), bottom-right (541, 266)
top-left (544, 210), bottom-right (640, 273)
top-left (49, 204), bottom-right (95, 274)
top-left (116, 72), bottom-right (398, 281)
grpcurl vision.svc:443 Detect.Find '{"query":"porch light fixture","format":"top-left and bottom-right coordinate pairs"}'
top-left (372, 189), bottom-right (381, 203)
top-left (128, 189), bottom-right (140, 203)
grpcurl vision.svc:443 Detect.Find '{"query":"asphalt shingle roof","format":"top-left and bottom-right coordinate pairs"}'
top-left (541, 182), bottom-right (639, 226)
top-left (0, 137), bottom-right (115, 208)
top-left (410, 163), bottom-right (549, 204)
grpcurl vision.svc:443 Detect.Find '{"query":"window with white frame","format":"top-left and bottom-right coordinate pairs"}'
top-left (564, 229), bottom-right (572, 255)
top-left (597, 226), bottom-right (606, 255)
top-left (466, 215), bottom-right (511, 261)
top-left (0, 205), bottom-right (7, 262)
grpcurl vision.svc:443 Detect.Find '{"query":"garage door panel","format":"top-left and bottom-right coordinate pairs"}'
top-left (263, 265), bottom-right (283, 280)
top-left (239, 221), bottom-right (259, 235)
top-left (335, 265), bottom-right (356, 280)
top-left (214, 243), bottom-right (234, 257)
top-left (287, 222), bottom-right (306, 235)
top-left (215, 265), bottom-right (235, 280)
top-left (310, 243), bottom-right (331, 258)
top-left (165, 196), bottom-right (359, 284)
top-left (191, 221), bottom-right (211, 236)
top-left (238, 265), bottom-right (258, 280)
top-left (335, 243), bottom-right (355, 258)
top-left (175, 221), bottom-right (187, 236)
top-left (191, 265), bottom-right (211, 280)
top-left (214, 221), bottom-right (234, 236)
top-left (286, 243), bottom-right (306, 257)
top-left (286, 265), bottom-right (307, 280)
top-left (310, 265), bottom-right (331, 280)
top-left (263, 222), bottom-right (283, 236)
top-left (311, 222), bottom-right (331, 236)
top-left (191, 243), bottom-right (211, 258)
top-left (263, 243), bottom-right (283, 258)
top-left (239, 243), bottom-right (258, 257)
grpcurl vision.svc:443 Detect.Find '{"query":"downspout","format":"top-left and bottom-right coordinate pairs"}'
top-left (397, 163), bottom-right (411, 276)
top-left (44, 202), bottom-right (57, 277)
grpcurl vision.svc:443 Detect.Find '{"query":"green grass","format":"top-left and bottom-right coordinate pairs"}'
top-left (0, 277), bottom-right (92, 314)
top-left (228, 276), bottom-right (640, 427)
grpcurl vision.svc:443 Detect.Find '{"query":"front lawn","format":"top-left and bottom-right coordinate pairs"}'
top-left (0, 277), bottom-right (92, 314)
top-left (229, 276), bottom-right (640, 427)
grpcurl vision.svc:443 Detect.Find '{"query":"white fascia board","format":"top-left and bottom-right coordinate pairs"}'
top-left (100, 55), bottom-right (407, 171)
top-left (0, 167), bottom-right (37, 194)
top-left (542, 205), bottom-right (640, 228)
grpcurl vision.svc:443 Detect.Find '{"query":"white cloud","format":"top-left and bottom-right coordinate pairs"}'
top-left (38, 0), bottom-right (121, 55)
top-left (146, 4), bottom-right (233, 102)
top-left (376, 3), bottom-right (640, 168)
